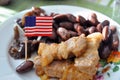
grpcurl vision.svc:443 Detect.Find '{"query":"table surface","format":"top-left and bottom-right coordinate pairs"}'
top-left (0, 0), bottom-right (119, 24)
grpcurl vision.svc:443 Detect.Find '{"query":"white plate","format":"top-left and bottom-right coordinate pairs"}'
top-left (0, 5), bottom-right (120, 80)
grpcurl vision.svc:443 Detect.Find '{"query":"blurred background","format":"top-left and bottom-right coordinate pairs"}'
top-left (0, 0), bottom-right (119, 24)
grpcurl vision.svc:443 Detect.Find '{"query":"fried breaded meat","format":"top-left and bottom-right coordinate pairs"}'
top-left (38, 34), bottom-right (87, 67)
top-left (34, 32), bottom-right (103, 80)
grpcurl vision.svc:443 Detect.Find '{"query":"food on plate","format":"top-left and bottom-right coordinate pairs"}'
top-left (11, 9), bottom-right (119, 59)
top-left (9, 25), bottom-right (40, 59)
top-left (98, 25), bottom-right (119, 59)
top-left (75, 33), bottom-right (103, 75)
top-left (53, 14), bottom-right (76, 23)
top-left (34, 32), bottom-right (103, 80)
top-left (88, 13), bottom-right (99, 26)
top-left (101, 20), bottom-right (110, 27)
top-left (16, 60), bottom-right (34, 73)
top-left (8, 7), bottom-right (119, 80)
top-left (57, 27), bottom-right (78, 41)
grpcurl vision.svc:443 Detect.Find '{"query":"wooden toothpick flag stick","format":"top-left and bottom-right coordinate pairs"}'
top-left (15, 15), bottom-right (53, 73)
top-left (25, 38), bottom-right (28, 61)
top-left (24, 16), bottom-right (53, 61)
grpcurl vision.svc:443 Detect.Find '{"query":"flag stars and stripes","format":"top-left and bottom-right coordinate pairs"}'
top-left (24, 16), bottom-right (53, 37)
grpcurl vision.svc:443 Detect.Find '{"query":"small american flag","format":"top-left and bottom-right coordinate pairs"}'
top-left (24, 16), bottom-right (53, 37)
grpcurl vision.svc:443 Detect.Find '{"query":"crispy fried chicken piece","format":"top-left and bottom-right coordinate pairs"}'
top-left (75, 32), bottom-right (103, 76)
top-left (34, 32), bottom-right (103, 80)
top-left (34, 59), bottom-right (93, 80)
top-left (38, 34), bottom-right (87, 66)
top-left (44, 60), bottom-right (73, 78)
top-left (34, 56), bottom-right (72, 77)
top-left (61, 66), bottom-right (93, 80)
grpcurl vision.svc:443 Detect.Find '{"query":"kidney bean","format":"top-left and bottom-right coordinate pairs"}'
top-left (53, 22), bottom-right (59, 30)
top-left (107, 31), bottom-right (113, 47)
top-left (102, 26), bottom-right (109, 41)
top-left (66, 14), bottom-right (76, 23)
top-left (76, 15), bottom-right (86, 26)
top-left (103, 45), bottom-right (111, 59)
top-left (101, 20), bottom-right (110, 27)
top-left (112, 33), bottom-right (119, 51)
top-left (59, 21), bottom-right (74, 30)
top-left (48, 28), bottom-right (57, 40)
top-left (32, 7), bottom-right (45, 16)
top-left (68, 30), bottom-right (78, 37)
top-left (53, 14), bottom-right (76, 23)
top-left (88, 26), bottom-right (96, 34)
top-left (99, 44), bottom-right (111, 59)
top-left (84, 20), bottom-right (93, 28)
top-left (84, 30), bottom-right (89, 36)
top-left (57, 27), bottom-right (70, 40)
top-left (16, 60), bottom-right (34, 73)
top-left (74, 23), bottom-right (85, 35)
top-left (50, 12), bottom-right (59, 17)
top-left (96, 23), bottom-right (103, 33)
top-left (88, 13), bottom-right (99, 26)
top-left (110, 25), bottom-right (117, 33)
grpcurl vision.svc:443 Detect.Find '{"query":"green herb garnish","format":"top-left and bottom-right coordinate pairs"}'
top-left (99, 59), bottom-right (107, 67)
top-left (113, 66), bottom-right (119, 72)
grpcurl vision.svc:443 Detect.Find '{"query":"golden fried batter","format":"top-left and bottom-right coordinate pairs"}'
top-left (34, 32), bottom-right (103, 80)
top-left (75, 32), bottom-right (103, 76)
top-left (38, 34), bottom-right (87, 67)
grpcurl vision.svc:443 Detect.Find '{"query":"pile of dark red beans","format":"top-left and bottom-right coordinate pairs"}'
top-left (48, 11), bottom-right (119, 60)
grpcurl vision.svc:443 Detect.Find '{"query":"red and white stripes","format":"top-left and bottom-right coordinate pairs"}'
top-left (24, 16), bottom-right (53, 37)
